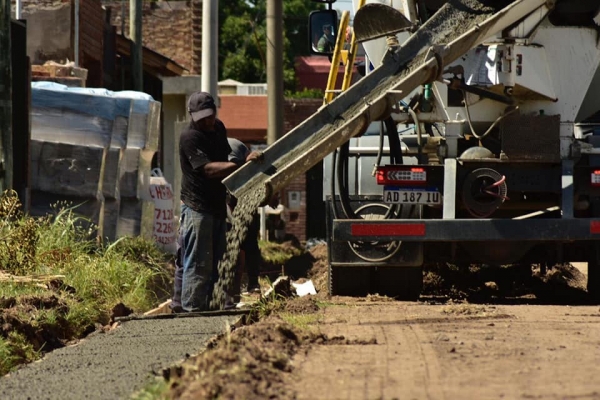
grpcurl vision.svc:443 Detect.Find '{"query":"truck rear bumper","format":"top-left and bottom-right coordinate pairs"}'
top-left (332, 218), bottom-right (600, 242)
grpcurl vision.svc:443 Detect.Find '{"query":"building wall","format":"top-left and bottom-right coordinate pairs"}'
top-left (12, 0), bottom-right (104, 87)
top-left (14, 0), bottom-right (72, 65)
top-left (280, 98), bottom-right (322, 242)
top-left (104, 0), bottom-right (194, 73)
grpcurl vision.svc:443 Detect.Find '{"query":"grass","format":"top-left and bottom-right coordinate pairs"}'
top-left (258, 240), bottom-right (303, 265)
top-left (0, 337), bottom-right (19, 374)
top-left (279, 312), bottom-right (321, 330)
top-left (0, 191), bottom-right (174, 375)
top-left (130, 378), bottom-right (170, 400)
top-left (252, 285), bottom-right (286, 320)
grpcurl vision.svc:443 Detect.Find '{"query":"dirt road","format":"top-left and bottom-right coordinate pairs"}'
top-left (288, 299), bottom-right (600, 400)
top-left (165, 249), bottom-right (600, 399)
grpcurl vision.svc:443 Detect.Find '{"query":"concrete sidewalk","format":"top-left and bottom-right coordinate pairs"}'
top-left (0, 314), bottom-right (240, 400)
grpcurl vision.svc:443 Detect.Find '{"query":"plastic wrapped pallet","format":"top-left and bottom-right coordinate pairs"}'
top-left (30, 82), bottom-right (161, 242)
top-left (30, 140), bottom-right (106, 198)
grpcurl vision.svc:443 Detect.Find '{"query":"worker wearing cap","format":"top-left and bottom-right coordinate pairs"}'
top-left (176, 91), bottom-right (261, 312)
top-left (317, 24), bottom-right (335, 52)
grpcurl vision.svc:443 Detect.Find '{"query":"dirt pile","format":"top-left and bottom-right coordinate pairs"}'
top-left (167, 320), bottom-right (300, 399)
top-left (307, 244), bottom-right (328, 294)
top-left (422, 262), bottom-right (589, 303)
top-left (0, 293), bottom-right (88, 368)
top-left (167, 297), bottom-right (327, 400)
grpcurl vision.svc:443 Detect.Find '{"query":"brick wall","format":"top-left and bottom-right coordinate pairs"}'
top-left (104, 0), bottom-right (194, 72)
top-left (280, 98), bottom-right (322, 242)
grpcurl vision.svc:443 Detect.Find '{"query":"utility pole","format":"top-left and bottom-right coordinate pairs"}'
top-left (130, 0), bottom-right (143, 91)
top-left (0, 0), bottom-right (12, 192)
top-left (266, 0), bottom-right (283, 145)
top-left (201, 0), bottom-right (218, 98)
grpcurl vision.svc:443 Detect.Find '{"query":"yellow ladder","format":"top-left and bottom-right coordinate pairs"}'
top-left (323, 0), bottom-right (366, 105)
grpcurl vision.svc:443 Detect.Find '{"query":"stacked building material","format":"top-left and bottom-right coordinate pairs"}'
top-left (31, 62), bottom-right (89, 87)
top-left (30, 82), bottom-right (161, 242)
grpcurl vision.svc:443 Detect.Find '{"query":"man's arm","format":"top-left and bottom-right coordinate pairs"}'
top-left (204, 149), bottom-right (263, 179)
top-left (202, 161), bottom-right (238, 179)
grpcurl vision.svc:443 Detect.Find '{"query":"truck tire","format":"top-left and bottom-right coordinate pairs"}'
top-left (375, 266), bottom-right (423, 301)
top-left (588, 244), bottom-right (600, 303)
top-left (329, 266), bottom-right (373, 296)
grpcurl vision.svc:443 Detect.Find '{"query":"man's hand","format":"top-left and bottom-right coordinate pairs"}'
top-left (245, 151), bottom-right (264, 163)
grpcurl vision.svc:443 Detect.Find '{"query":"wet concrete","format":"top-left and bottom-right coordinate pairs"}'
top-left (0, 315), bottom-right (239, 400)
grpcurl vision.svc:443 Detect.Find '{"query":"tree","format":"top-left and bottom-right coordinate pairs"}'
top-left (219, 0), bottom-right (324, 92)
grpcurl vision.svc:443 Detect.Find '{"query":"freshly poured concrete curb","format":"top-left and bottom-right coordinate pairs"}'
top-left (0, 315), bottom-right (239, 400)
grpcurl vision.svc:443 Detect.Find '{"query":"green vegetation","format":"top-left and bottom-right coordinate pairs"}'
top-left (285, 87), bottom-right (325, 99)
top-left (0, 191), bottom-right (173, 375)
top-left (219, 0), bottom-right (325, 92)
top-left (259, 240), bottom-right (303, 265)
top-left (131, 378), bottom-right (170, 400)
top-left (279, 312), bottom-right (321, 330)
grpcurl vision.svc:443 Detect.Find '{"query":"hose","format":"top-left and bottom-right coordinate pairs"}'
top-left (463, 91), bottom-right (519, 140)
top-left (337, 141), bottom-right (358, 219)
top-left (483, 175), bottom-right (510, 201)
top-left (373, 121), bottom-right (385, 177)
top-left (385, 116), bottom-right (403, 164)
top-left (407, 107), bottom-right (424, 163)
top-left (330, 149), bottom-right (340, 219)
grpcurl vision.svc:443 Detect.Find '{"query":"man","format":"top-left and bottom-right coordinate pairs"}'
top-left (317, 24), bottom-right (335, 53)
top-left (175, 91), bottom-right (260, 312)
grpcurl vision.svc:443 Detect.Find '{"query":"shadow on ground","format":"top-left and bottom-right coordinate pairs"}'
top-left (422, 262), bottom-right (591, 305)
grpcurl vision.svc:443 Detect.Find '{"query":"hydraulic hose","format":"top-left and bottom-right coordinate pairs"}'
top-left (337, 141), bottom-right (358, 219)
top-left (385, 116), bottom-right (403, 164)
top-left (330, 148), bottom-right (340, 220)
top-left (373, 121), bottom-right (385, 176)
top-left (336, 116), bottom-right (405, 221)
top-left (462, 91), bottom-right (519, 140)
top-left (408, 107), bottom-right (424, 163)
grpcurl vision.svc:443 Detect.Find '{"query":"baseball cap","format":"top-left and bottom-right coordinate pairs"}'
top-left (187, 91), bottom-right (216, 121)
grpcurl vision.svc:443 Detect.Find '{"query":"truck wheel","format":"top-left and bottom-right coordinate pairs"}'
top-left (375, 267), bottom-right (423, 300)
top-left (588, 244), bottom-right (600, 303)
top-left (329, 266), bottom-right (373, 296)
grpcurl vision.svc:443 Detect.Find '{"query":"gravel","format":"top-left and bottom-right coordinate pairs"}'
top-left (0, 315), bottom-right (238, 400)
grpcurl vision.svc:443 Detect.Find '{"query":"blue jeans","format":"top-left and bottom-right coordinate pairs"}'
top-left (177, 204), bottom-right (226, 312)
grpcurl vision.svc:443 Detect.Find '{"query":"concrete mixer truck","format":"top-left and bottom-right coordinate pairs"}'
top-left (224, 0), bottom-right (600, 302)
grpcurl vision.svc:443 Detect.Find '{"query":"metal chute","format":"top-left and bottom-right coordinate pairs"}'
top-left (222, 0), bottom-right (549, 205)
top-left (353, 3), bottom-right (414, 43)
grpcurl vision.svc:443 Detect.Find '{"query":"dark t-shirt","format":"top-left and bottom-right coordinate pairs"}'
top-left (179, 119), bottom-right (232, 218)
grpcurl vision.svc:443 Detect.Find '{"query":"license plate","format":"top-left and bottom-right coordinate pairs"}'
top-left (383, 188), bottom-right (442, 205)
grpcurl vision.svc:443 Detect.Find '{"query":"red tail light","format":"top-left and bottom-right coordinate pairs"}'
top-left (376, 166), bottom-right (427, 186)
top-left (592, 170), bottom-right (600, 187)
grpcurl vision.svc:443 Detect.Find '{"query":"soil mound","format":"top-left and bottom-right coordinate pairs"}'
top-left (307, 243), bottom-right (328, 294)
top-left (283, 296), bottom-right (320, 314)
top-left (422, 262), bottom-right (589, 304)
top-left (167, 318), bottom-right (306, 400)
top-left (0, 294), bottom-right (79, 359)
